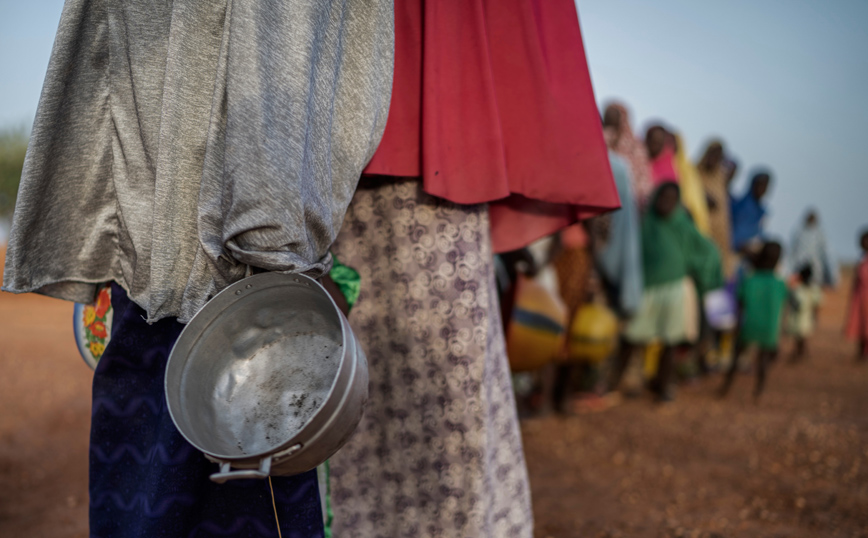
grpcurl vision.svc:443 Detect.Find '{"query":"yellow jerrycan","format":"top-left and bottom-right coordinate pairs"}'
top-left (567, 300), bottom-right (618, 364)
top-left (506, 274), bottom-right (567, 372)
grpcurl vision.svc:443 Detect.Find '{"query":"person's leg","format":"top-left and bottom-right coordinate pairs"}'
top-left (580, 362), bottom-right (597, 393)
top-left (718, 330), bottom-right (734, 371)
top-left (616, 287), bottom-right (656, 394)
top-left (767, 345), bottom-right (780, 363)
top-left (754, 349), bottom-right (772, 399)
top-left (552, 364), bottom-right (578, 414)
top-left (539, 362), bottom-right (563, 415)
top-left (860, 337), bottom-right (868, 361)
top-left (790, 335), bottom-right (805, 364)
top-left (791, 336), bottom-right (805, 362)
top-left (719, 341), bottom-right (746, 397)
top-left (695, 333), bottom-right (713, 375)
top-left (693, 304), bottom-right (711, 375)
top-left (607, 339), bottom-right (635, 393)
top-left (656, 280), bottom-right (686, 392)
top-left (654, 345), bottom-right (676, 402)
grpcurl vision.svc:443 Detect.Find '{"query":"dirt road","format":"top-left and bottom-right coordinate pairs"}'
top-left (0, 251), bottom-right (90, 538)
top-left (1, 250), bottom-right (866, 537)
top-left (526, 269), bottom-right (868, 538)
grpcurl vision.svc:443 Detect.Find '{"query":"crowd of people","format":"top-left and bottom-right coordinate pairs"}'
top-left (500, 100), bottom-right (868, 412)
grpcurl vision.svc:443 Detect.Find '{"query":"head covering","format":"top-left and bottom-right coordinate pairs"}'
top-left (789, 212), bottom-right (839, 287)
top-left (649, 145), bottom-right (679, 186)
top-left (604, 102), bottom-right (653, 204)
top-left (595, 152), bottom-right (643, 316)
top-left (697, 141), bottom-right (724, 174)
top-left (648, 130), bottom-right (679, 186)
top-left (731, 175), bottom-right (769, 251)
top-left (672, 134), bottom-right (710, 236)
top-left (640, 184), bottom-right (723, 292)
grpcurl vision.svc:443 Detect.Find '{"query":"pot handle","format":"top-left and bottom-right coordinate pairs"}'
top-left (210, 455), bottom-right (272, 484)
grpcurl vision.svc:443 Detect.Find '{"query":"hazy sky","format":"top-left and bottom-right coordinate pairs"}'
top-left (577, 0), bottom-right (868, 261)
top-left (1, 0), bottom-right (866, 259)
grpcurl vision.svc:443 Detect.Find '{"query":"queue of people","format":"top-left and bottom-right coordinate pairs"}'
top-left (501, 100), bottom-right (864, 413)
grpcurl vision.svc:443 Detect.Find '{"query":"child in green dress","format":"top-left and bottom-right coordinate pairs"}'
top-left (720, 241), bottom-right (789, 399)
top-left (609, 182), bottom-right (722, 402)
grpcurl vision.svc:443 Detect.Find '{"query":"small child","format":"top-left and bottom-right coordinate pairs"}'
top-left (720, 241), bottom-right (789, 399)
top-left (786, 265), bottom-right (823, 361)
top-left (845, 229), bottom-right (868, 361)
top-left (609, 183), bottom-right (722, 402)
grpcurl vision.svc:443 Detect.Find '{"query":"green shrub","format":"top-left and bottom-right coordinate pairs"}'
top-left (0, 127), bottom-right (28, 217)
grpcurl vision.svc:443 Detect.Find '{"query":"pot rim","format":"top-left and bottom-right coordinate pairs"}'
top-left (164, 272), bottom-right (351, 461)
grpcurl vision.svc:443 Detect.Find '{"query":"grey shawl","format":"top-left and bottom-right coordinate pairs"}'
top-left (2, 0), bottom-right (394, 322)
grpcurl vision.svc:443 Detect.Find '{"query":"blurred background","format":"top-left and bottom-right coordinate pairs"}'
top-left (1, 1), bottom-right (867, 537)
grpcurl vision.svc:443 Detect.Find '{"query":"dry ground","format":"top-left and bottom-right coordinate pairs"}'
top-left (526, 268), bottom-right (868, 538)
top-left (1, 248), bottom-right (865, 537)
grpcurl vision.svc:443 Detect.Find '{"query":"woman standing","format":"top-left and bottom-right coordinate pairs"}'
top-left (846, 229), bottom-right (868, 360)
top-left (328, 2), bottom-right (620, 536)
top-left (2, 1), bottom-right (395, 536)
top-left (697, 140), bottom-right (736, 279)
top-left (731, 172), bottom-right (773, 254)
top-left (790, 210), bottom-right (840, 288)
top-left (603, 102), bottom-right (654, 205)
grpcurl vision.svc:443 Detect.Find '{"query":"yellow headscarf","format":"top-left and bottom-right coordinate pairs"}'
top-left (673, 134), bottom-right (711, 236)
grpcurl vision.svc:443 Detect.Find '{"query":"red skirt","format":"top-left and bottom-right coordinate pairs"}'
top-left (364, 0), bottom-right (619, 252)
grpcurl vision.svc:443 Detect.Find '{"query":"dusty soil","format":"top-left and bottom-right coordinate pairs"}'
top-left (1, 246), bottom-right (866, 537)
top-left (0, 248), bottom-right (90, 538)
top-left (525, 269), bottom-right (868, 538)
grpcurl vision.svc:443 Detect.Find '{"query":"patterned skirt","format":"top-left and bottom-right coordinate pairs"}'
top-left (329, 179), bottom-right (533, 537)
top-left (89, 284), bottom-right (323, 538)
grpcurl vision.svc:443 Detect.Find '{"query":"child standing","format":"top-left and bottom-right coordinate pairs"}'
top-left (845, 229), bottom-right (868, 360)
top-left (608, 183), bottom-right (722, 402)
top-left (720, 241), bottom-right (789, 399)
top-left (786, 265), bottom-right (823, 361)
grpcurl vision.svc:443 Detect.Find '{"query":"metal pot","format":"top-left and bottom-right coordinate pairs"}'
top-left (165, 272), bottom-right (368, 483)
